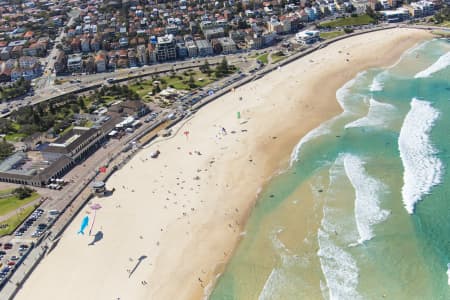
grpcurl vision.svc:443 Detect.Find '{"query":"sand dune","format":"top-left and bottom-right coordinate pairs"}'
top-left (14, 28), bottom-right (430, 300)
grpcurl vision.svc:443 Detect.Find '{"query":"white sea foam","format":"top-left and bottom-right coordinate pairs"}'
top-left (369, 77), bottom-right (383, 92)
top-left (369, 71), bottom-right (387, 92)
top-left (336, 71), bottom-right (367, 112)
top-left (318, 229), bottom-right (361, 300)
top-left (447, 263), bottom-right (450, 286)
top-left (345, 98), bottom-right (397, 129)
top-left (398, 98), bottom-right (442, 214)
top-left (258, 229), bottom-right (301, 300)
top-left (290, 73), bottom-right (365, 165)
top-left (317, 157), bottom-right (361, 299)
top-left (289, 123), bottom-right (331, 166)
top-left (414, 51), bottom-right (450, 78)
top-left (343, 154), bottom-right (390, 243)
top-left (389, 40), bottom-right (432, 69)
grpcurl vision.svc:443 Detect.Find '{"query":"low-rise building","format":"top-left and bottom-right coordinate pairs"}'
top-left (196, 39), bottom-right (213, 56)
top-left (136, 45), bottom-right (148, 65)
top-left (67, 54), bottom-right (83, 73)
top-left (217, 37), bottom-right (237, 54)
top-left (95, 53), bottom-right (107, 72)
top-left (204, 27), bottom-right (225, 40)
top-left (54, 50), bottom-right (67, 74)
top-left (186, 40), bottom-right (198, 57)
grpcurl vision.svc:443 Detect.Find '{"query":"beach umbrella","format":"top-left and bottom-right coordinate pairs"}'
top-left (89, 203), bottom-right (102, 236)
top-left (99, 166), bottom-right (107, 173)
top-left (183, 131), bottom-right (189, 139)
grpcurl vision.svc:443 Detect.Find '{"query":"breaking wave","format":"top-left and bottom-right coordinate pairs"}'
top-left (345, 98), bottom-right (397, 129)
top-left (318, 229), bottom-right (361, 300)
top-left (414, 51), bottom-right (450, 78)
top-left (398, 98), bottom-right (442, 214)
top-left (290, 72), bottom-right (367, 165)
top-left (343, 154), bottom-right (390, 243)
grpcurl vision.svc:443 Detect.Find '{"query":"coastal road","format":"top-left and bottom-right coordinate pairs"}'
top-left (0, 54), bottom-right (252, 116)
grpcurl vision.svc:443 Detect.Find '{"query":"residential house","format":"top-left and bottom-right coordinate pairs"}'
top-left (0, 47), bottom-right (11, 60)
top-left (204, 27), bottom-right (225, 40)
top-left (54, 50), bottom-right (67, 74)
top-left (81, 37), bottom-right (91, 52)
top-left (0, 62), bottom-right (11, 82)
top-left (84, 56), bottom-right (95, 74)
top-left (10, 46), bottom-right (23, 59)
top-left (136, 45), bottom-right (148, 65)
top-left (18, 56), bottom-right (39, 69)
top-left (71, 38), bottom-right (81, 53)
top-left (90, 38), bottom-right (101, 52)
top-left (267, 20), bottom-right (284, 34)
top-left (176, 43), bottom-right (188, 59)
top-left (95, 52), bottom-right (107, 72)
top-left (128, 48), bottom-right (137, 67)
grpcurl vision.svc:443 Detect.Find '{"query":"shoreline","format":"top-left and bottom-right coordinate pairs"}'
top-left (13, 28), bottom-right (431, 300)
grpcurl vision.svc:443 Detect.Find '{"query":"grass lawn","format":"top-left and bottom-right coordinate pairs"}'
top-left (0, 192), bottom-right (40, 216)
top-left (271, 52), bottom-right (287, 64)
top-left (130, 70), bottom-right (217, 100)
top-left (4, 132), bottom-right (27, 142)
top-left (257, 53), bottom-right (269, 64)
top-left (0, 205), bottom-right (37, 237)
top-left (320, 30), bottom-right (346, 40)
top-left (0, 188), bottom-right (14, 197)
top-left (320, 14), bottom-right (374, 28)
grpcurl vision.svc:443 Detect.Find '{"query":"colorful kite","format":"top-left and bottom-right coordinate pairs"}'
top-left (78, 215), bottom-right (89, 235)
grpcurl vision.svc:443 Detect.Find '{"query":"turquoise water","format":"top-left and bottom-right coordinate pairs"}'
top-left (210, 39), bottom-right (450, 300)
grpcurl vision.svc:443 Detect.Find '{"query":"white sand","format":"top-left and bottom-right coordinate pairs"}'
top-left (15, 28), bottom-right (431, 300)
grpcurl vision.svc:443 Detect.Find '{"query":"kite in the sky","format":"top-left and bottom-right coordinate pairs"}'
top-left (78, 215), bottom-right (89, 235)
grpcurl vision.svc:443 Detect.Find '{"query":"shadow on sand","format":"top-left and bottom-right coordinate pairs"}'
top-left (88, 231), bottom-right (103, 246)
top-left (129, 255), bottom-right (148, 278)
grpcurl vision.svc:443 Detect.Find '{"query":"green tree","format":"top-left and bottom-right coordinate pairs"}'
top-left (13, 186), bottom-right (33, 199)
top-left (0, 119), bottom-right (14, 134)
top-left (0, 140), bottom-right (14, 160)
top-left (188, 75), bottom-right (196, 89)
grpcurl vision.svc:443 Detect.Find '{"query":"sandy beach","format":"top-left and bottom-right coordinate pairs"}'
top-left (14, 28), bottom-right (431, 300)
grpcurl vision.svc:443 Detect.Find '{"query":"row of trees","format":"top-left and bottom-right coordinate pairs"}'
top-left (200, 58), bottom-right (233, 78)
top-left (0, 77), bottom-right (32, 102)
top-left (433, 5), bottom-right (450, 24)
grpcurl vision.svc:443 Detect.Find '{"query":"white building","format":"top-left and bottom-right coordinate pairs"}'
top-left (295, 30), bottom-right (320, 44)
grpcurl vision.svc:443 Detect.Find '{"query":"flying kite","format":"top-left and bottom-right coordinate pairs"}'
top-left (78, 215), bottom-right (89, 235)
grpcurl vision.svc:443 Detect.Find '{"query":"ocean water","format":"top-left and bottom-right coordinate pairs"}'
top-left (210, 39), bottom-right (450, 300)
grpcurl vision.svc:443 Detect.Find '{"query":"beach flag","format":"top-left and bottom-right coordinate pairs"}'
top-left (99, 166), bottom-right (107, 173)
top-left (237, 112), bottom-right (241, 119)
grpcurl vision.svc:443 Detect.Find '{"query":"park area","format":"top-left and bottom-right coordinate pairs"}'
top-left (320, 30), bottom-right (346, 40)
top-left (320, 14), bottom-right (374, 28)
top-left (0, 187), bottom-right (40, 236)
